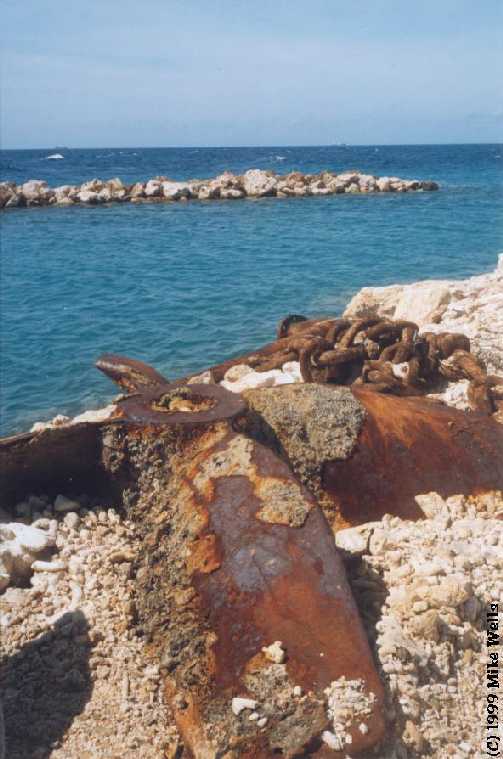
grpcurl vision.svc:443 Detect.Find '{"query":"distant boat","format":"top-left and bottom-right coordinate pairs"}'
top-left (45, 153), bottom-right (64, 160)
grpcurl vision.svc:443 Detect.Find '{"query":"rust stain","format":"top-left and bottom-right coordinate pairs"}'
top-left (188, 432), bottom-right (386, 755)
top-left (322, 387), bottom-right (503, 525)
top-left (187, 533), bottom-right (221, 575)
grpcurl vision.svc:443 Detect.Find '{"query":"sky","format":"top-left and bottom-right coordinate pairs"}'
top-left (2, 0), bottom-right (502, 149)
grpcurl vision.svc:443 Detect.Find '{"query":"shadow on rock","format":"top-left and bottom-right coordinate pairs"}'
top-left (346, 559), bottom-right (411, 758)
top-left (1, 609), bottom-right (92, 759)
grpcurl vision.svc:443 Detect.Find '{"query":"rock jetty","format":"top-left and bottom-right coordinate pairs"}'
top-left (0, 169), bottom-right (439, 210)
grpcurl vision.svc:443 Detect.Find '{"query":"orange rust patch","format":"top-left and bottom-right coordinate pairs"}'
top-left (163, 681), bottom-right (217, 759)
top-left (322, 387), bottom-right (503, 525)
top-left (243, 651), bottom-right (270, 675)
top-left (187, 533), bottom-right (221, 575)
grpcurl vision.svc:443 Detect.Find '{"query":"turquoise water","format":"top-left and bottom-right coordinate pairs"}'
top-left (1, 144), bottom-right (502, 434)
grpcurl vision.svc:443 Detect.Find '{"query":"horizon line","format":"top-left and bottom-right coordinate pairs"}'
top-left (1, 140), bottom-right (502, 152)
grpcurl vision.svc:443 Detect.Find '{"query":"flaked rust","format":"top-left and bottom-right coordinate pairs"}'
top-left (322, 386), bottom-right (503, 525)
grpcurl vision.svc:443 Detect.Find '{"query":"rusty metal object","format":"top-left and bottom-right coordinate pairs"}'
top-left (126, 424), bottom-right (385, 757)
top-left (277, 313), bottom-right (309, 338)
top-left (90, 360), bottom-right (387, 754)
top-left (116, 382), bottom-right (247, 427)
top-left (0, 423), bottom-right (116, 510)
top-left (198, 314), bottom-right (499, 416)
top-left (322, 386), bottom-right (503, 525)
top-left (96, 353), bottom-right (169, 391)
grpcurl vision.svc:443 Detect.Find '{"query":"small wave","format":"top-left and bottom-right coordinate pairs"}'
top-left (275, 155), bottom-right (286, 161)
top-left (45, 153), bottom-right (64, 160)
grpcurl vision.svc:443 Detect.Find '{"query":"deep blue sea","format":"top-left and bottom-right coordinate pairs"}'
top-left (1, 144), bottom-right (502, 435)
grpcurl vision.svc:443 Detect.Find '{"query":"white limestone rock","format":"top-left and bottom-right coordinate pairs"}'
top-left (0, 182), bottom-right (16, 208)
top-left (427, 379), bottom-right (471, 411)
top-left (161, 181), bottom-right (193, 200)
top-left (71, 404), bottom-right (116, 424)
top-left (80, 179), bottom-right (104, 193)
top-left (221, 368), bottom-right (292, 393)
top-left (337, 172), bottom-right (360, 185)
top-left (282, 361), bottom-right (302, 382)
top-left (261, 641), bottom-right (286, 663)
top-left (21, 180), bottom-right (53, 205)
top-left (197, 185), bottom-right (220, 200)
top-left (31, 559), bottom-right (66, 573)
top-left (335, 527), bottom-right (368, 555)
top-left (209, 172), bottom-right (241, 191)
top-left (144, 180), bottom-right (161, 197)
top-left (220, 188), bottom-right (245, 199)
top-left (231, 697), bottom-right (258, 715)
top-left (5, 192), bottom-right (23, 208)
top-left (187, 370), bottom-right (215, 384)
top-left (376, 177), bottom-right (392, 192)
top-left (129, 182), bottom-right (145, 198)
top-left (0, 522), bottom-right (57, 591)
top-left (106, 177), bottom-right (124, 192)
top-left (223, 364), bottom-right (254, 383)
top-left (242, 169), bottom-right (277, 197)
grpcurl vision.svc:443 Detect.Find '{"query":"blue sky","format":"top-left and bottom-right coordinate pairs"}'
top-left (2, 0), bottom-right (502, 148)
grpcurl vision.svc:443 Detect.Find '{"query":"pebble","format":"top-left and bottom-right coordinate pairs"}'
top-left (31, 560), bottom-right (66, 573)
top-left (335, 527), bottom-right (368, 555)
top-left (231, 697), bottom-right (258, 716)
top-left (63, 512), bottom-right (80, 530)
top-left (261, 640), bottom-right (286, 664)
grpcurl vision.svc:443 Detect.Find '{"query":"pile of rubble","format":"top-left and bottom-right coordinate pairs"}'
top-left (2, 488), bottom-right (501, 757)
top-left (0, 498), bottom-right (177, 759)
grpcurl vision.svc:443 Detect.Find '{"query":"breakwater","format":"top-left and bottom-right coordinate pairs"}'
top-left (0, 168), bottom-right (439, 209)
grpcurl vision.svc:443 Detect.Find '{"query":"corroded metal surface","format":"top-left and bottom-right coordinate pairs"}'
top-left (96, 353), bottom-right (169, 391)
top-left (116, 383), bottom-right (247, 428)
top-left (200, 316), bottom-right (503, 415)
top-left (322, 387), bottom-right (503, 525)
top-left (5, 329), bottom-right (502, 755)
top-left (128, 426), bottom-right (385, 757)
top-left (0, 424), bottom-right (115, 509)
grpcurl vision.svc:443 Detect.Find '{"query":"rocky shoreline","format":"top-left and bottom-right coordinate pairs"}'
top-left (0, 169), bottom-right (439, 209)
top-left (1, 258), bottom-right (502, 759)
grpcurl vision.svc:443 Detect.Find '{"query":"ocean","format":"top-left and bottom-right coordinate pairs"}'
top-left (1, 144), bottom-right (502, 435)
